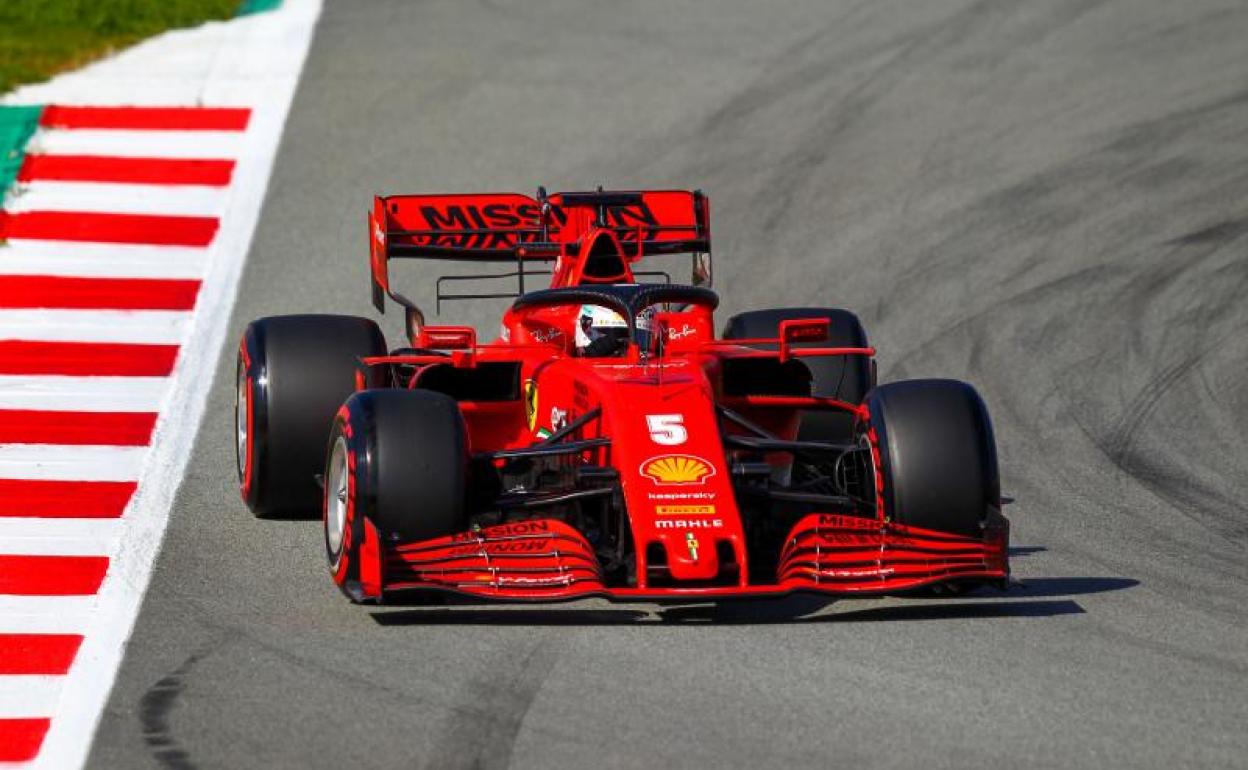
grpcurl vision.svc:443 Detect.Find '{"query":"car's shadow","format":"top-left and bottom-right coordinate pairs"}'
top-left (368, 575), bottom-right (1138, 627)
top-left (1009, 545), bottom-right (1048, 558)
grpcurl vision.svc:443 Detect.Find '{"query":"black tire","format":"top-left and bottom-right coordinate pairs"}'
top-left (236, 314), bottom-right (387, 518)
top-left (721, 307), bottom-right (872, 442)
top-left (861, 379), bottom-right (999, 538)
top-left (324, 389), bottom-right (468, 602)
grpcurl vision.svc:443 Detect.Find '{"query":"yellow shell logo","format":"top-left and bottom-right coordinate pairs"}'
top-left (641, 455), bottom-right (715, 485)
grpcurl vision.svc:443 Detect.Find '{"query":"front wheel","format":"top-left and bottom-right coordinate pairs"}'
top-left (325, 389), bottom-right (469, 602)
top-left (859, 379), bottom-right (1000, 538)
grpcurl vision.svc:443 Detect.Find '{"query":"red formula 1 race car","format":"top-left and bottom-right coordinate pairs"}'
top-left (234, 188), bottom-right (1009, 603)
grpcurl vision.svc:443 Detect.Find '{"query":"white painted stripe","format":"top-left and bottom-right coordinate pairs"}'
top-left (0, 445), bottom-right (145, 482)
top-left (0, 310), bottom-right (190, 345)
top-left (0, 596), bottom-right (97, 630)
top-left (0, 376), bottom-right (168, 413)
top-left (8, 182), bottom-right (227, 218)
top-left (0, 519), bottom-right (120, 557)
top-left (0, 519), bottom-right (120, 541)
top-left (0, 241), bottom-right (206, 280)
top-left (0, 676), bottom-right (62, 718)
top-left (32, 129), bottom-right (244, 160)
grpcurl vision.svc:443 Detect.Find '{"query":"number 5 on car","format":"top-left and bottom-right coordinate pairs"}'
top-left (646, 414), bottom-right (687, 445)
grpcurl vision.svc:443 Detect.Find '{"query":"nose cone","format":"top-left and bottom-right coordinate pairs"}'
top-left (653, 524), bottom-right (724, 581)
top-left (582, 364), bottom-right (748, 588)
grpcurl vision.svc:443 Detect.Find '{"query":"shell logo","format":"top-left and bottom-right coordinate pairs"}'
top-left (641, 454), bottom-right (715, 485)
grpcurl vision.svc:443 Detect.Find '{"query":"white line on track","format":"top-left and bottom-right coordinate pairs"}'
top-left (0, 445), bottom-right (146, 482)
top-left (0, 519), bottom-right (120, 557)
top-left (7, 182), bottom-right (227, 218)
top-left (0, 241), bottom-right (207, 280)
top-left (31, 129), bottom-right (245, 160)
top-left (0, 310), bottom-right (190, 344)
top-left (0, 597), bottom-right (98, 631)
top-left (0, 376), bottom-right (169, 413)
top-left (0, 677), bottom-right (63, 719)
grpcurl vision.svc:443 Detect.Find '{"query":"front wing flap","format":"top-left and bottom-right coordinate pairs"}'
top-left (383, 519), bottom-right (607, 600)
top-left (379, 514), bottom-right (1008, 602)
top-left (775, 513), bottom-right (1009, 593)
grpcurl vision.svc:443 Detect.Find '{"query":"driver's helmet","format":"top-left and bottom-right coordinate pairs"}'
top-left (575, 303), bottom-right (653, 357)
top-left (575, 304), bottom-right (628, 357)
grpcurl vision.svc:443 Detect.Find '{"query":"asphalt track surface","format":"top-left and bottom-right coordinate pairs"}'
top-left (88, 2), bottom-right (1248, 768)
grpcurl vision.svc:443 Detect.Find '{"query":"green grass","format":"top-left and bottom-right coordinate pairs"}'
top-left (0, 0), bottom-right (240, 95)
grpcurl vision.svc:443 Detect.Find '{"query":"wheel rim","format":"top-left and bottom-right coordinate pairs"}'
top-left (235, 364), bottom-right (248, 482)
top-left (325, 435), bottom-right (349, 561)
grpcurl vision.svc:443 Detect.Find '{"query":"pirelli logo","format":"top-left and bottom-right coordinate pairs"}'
top-left (656, 505), bottom-right (716, 515)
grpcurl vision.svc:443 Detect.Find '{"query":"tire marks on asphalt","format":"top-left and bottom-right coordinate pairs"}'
top-left (138, 649), bottom-right (211, 770)
top-left (423, 634), bottom-right (569, 770)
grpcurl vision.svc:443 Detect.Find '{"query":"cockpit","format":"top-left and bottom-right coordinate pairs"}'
top-left (510, 284), bottom-right (719, 359)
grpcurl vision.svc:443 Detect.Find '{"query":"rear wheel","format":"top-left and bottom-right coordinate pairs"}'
top-left (236, 314), bottom-right (387, 518)
top-left (721, 307), bottom-right (872, 442)
top-left (860, 379), bottom-right (999, 538)
top-left (325, 389), bottom-right (468, 602)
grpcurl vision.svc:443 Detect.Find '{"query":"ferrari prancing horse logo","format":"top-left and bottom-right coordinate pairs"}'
top-left (685, 532), bottom-right (700, 560)
top-left (641, 454), bottom-right (715, 485)
top-left (524, 379), bottom-right (538, 431)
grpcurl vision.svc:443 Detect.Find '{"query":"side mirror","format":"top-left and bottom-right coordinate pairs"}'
top-left (388, 290), bottom-right (426, 346)
top-left (405, 305), bottom-right (425, 345)
top-left (778, 318), bottom-right (829, 361)
top-left (419, 325), bottom-right (476, 350)
top-left (691, 252), bottom-right (712, 287)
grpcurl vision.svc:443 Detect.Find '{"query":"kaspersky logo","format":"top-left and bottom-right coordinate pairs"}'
top-left (640, 454), bottom-right (715, 485)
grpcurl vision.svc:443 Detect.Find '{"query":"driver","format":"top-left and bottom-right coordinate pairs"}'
top-left (575, 304), bottom-right (631, 357)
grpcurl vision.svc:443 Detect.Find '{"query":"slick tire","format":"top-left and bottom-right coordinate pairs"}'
top-left (721, 307), bottom-right (873, 442)
top-left (860, 379), bottom-right (999, 538)
top-left (236, 314), bottom-right (387, 518)
top-left (324, 389), bottom-right (468, 602)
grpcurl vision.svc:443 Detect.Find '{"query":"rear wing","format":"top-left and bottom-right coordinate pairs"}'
top-left (368, 188), bottom-right (710, 312)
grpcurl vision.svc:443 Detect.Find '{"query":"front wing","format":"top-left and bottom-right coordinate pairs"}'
top-left (370, 514), bottom-right (1009, 602)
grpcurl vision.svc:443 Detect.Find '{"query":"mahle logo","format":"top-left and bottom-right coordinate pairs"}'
top-left (641, 455), bottom-right (715, 485)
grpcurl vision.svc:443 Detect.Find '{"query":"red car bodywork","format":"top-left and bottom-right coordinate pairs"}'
top-left (344, 189), bottom-right (1009, 602)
